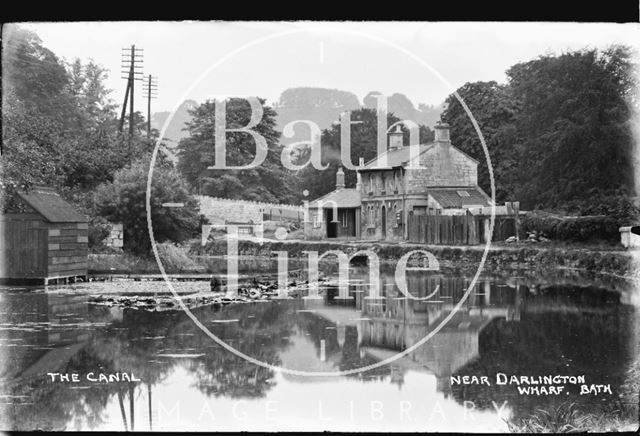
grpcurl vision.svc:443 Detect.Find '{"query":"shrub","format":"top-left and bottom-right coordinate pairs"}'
top-left (88, 216), bottom-right (112, 251)
top-left (521, 211), bottom-right (620, 243)
top-left (93, 161), bottom-right (201, 254)
top-left (156, 242), bottom-right (201, 272)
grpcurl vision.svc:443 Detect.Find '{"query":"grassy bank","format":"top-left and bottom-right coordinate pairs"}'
top-left (193, 239), bottom-right (638, 278)
top-left (89, 238), bottom-right (640, 279)
top-left (507, 401), bottom-right (638, 433)
top-left (89, 242), bottom-right (206, 275)
top-left (507, 356), bottom-right (639, 433)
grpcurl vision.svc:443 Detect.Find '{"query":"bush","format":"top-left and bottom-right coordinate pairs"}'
top-left (93, 161), bottom-right (202, 254)
top-left (521, 211), bottom-right (620, 243)
top-left (156, 242), bottom-right (201, 272)
top-left (88, 216), bottom-right (112, 251)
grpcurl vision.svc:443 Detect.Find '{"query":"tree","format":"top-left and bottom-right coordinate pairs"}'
top-left (507, 46), bottom-right (637, 212)
top-left (176, 98), bottom-right (297, 203)
top-left (440, 46), bottom-right (638, 222)
top-left (440, 81), bottom-right (519, 202)
top-left (2, 25), bottom-right (156, 209)
top-left (93, 161), bottom-right (201, 254)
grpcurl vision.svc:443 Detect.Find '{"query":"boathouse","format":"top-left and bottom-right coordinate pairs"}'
top-left (0, 186), bottom-right (88, 285)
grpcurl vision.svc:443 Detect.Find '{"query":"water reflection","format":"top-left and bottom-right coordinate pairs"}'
top-left (0, 266), bottom-right (638, 431)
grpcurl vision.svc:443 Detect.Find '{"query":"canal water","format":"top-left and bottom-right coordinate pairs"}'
top-left (1, 261), bottom-right (638, 432)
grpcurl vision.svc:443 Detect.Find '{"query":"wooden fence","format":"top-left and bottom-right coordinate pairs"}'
top-left (407, 214), bottom-right (519, 245)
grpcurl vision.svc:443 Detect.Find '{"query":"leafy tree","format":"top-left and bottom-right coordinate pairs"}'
top-left (93, 161), bottom-right (201, 254)
top-left (2, 25), bottom-right (157, 210)
top-left (440, 81), bottom-right (519, 201)
top-left (440, 46), bottom-right (638, 222)
top-left (507, 46), bottom-right (637, 212)
top-left (176, 98), bottom-right (297, 203)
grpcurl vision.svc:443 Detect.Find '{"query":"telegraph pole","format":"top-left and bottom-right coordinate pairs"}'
top-left (142, 74), bottom-right (158, 137)
top-left (120, 45), bottom-right (144, 162)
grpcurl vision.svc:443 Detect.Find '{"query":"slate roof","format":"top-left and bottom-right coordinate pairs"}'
top-left (309, 188), bottom-right (361, 209)
top-left (360, 142), bottom-right (480, 171)
top-left (360, 143), bottom-right (435, 170)
top-left (428, 187), bottom-right (491, 208)
top-left (17, 186), bottom-right (87, 223)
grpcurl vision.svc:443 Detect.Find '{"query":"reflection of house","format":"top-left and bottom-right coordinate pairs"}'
top-left (357, 279), bottom-right (516, 393)
top-left (300, 275), bottom-right (519, 392)
top-left (305, 123), bottom-right (513, 242)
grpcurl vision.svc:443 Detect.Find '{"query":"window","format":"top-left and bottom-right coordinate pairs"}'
top-left (368, 206), bottom-right (376, 227)
top-left (413, 206), bottom-right (428, 216)
top-left (457, 190), bottom-right (470, 197)
top-left (368, 175), bottom-right (373, 193)
top-left (341, 210), bottom-right (348, 227)
top-left (313, 213), bottom-right (321, 228)
top-left (392, 204), bottom-right (398, 228)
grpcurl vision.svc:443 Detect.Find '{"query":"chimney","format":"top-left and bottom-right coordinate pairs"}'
top-left (434, 121), bottom-right (450, 143)
top-left (336, 166), bottom-right (345, 190)
top-left (356, 157), bottom-right (364, 190)
top-left (388, 124), bottom-right (403, 150)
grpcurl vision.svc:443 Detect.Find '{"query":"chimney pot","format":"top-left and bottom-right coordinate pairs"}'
top-left (388, 125), bottom-right (403, 150)
top-left (435, 122), bottom-right (450, 142)
top-left (356, 158), bottom-right (364, 190)
top-left (336, 166), bottom-right (345, 190)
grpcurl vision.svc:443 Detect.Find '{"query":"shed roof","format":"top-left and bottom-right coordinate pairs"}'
top-left (309, 188), bottom-right (361, 209)
top-left (17, 187), bottom-right (87, 223)
top-left (428, 187), bottom-right (491, 209)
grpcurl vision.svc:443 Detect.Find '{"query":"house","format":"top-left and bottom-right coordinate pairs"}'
top-left (0, 186), bottom-right (88, 285)
top-left (305, 122), bottom-right (502, 242)
top-left (359, 122), bottom-right (492, 241)
top-left (305, 167), bottom-right (361, 240)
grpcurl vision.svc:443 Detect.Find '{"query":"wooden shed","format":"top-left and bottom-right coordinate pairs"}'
top-left (0, 186), bottom-right (88, 285)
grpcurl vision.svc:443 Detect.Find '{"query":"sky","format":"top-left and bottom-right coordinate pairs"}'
top-left (6, 21), bottom-right (640, 114)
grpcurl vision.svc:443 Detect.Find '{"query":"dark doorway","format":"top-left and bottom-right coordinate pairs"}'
top-left (326, 209), bottom-right (337, 238)
top-left (381, 205), bottom-right (387, 239)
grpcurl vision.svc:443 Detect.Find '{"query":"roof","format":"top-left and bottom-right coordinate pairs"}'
top-left (309, 188), bottom-right (361, 209)
top-left (360, 142), bottom-right (480, 171)
top-left (428, 187), bottom-right (491, 208)
top-left (17, 186), bottom-right (87, 223)
top-left (360, 143), bottom-right (435, 170)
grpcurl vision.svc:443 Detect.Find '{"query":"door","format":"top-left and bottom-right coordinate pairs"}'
top-left (326, 209), bottom-right (337, 238)
top-left (381, 205), bottom-right (387, 240)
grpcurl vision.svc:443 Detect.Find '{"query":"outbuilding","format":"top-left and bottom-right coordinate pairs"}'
top-left (0, 186), bottom-right (88, 285)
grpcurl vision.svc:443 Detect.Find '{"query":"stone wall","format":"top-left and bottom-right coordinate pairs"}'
top-left (197, 196), bottom-right (304, 226)
top-left (103, 223), bottom-right (124, 249)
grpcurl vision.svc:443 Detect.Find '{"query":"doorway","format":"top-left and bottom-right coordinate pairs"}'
top-left (326, 209), bottom-right (337, 238)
